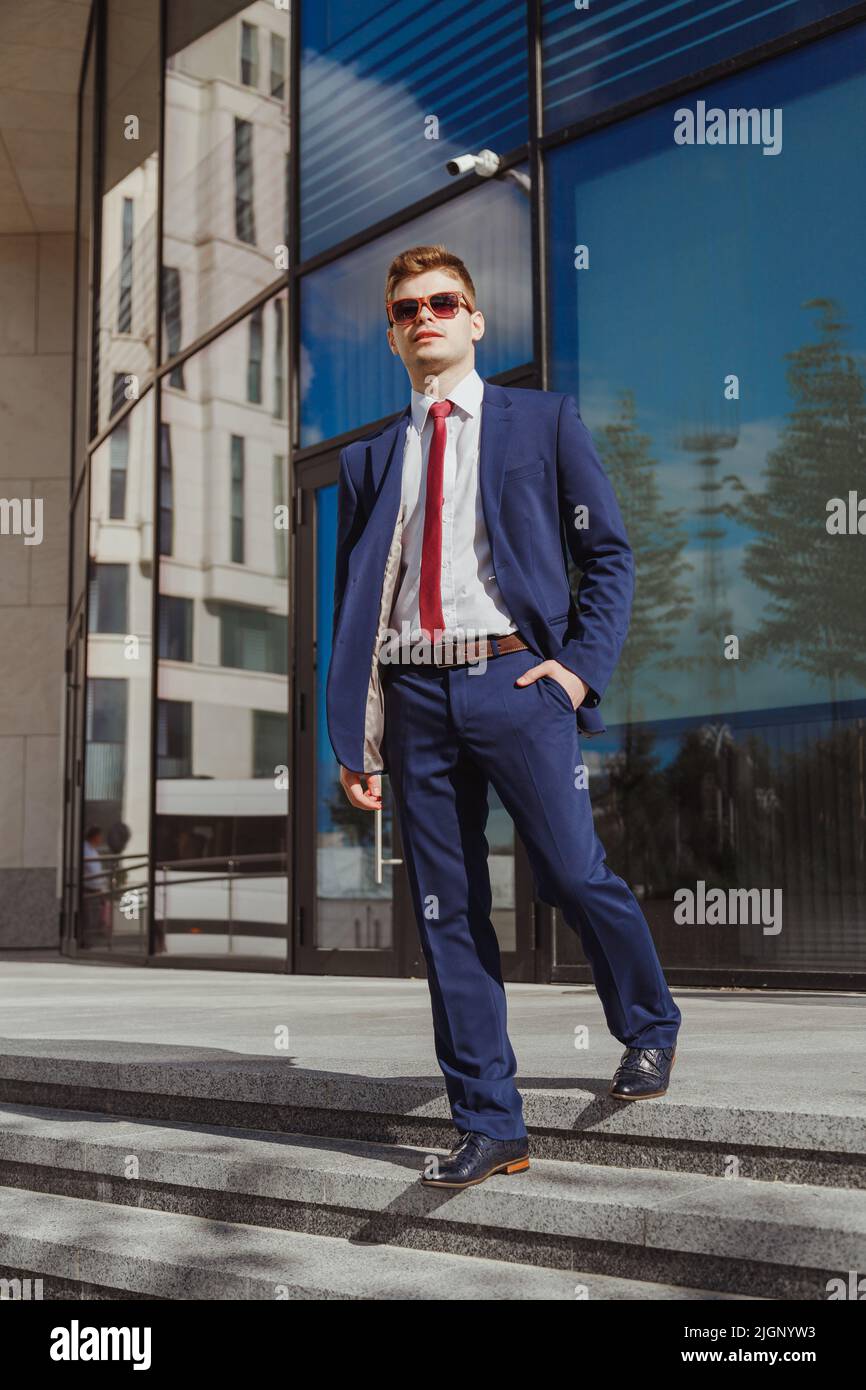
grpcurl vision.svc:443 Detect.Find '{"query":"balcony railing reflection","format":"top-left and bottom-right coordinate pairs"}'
top-left (81, 851), bottom-right (289, 956)
top-left (155, 851), bottom-right (288, 954)
top-left (81, 850), bottom-right (149, 952)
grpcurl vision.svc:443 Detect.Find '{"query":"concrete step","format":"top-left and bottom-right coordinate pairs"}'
top-left (1, 1102), bottom-right (858, 1297)
top-left (0, 1042), bottom-right (862, 1187)
top-left (0, 1185), bottom-right (756, 1301)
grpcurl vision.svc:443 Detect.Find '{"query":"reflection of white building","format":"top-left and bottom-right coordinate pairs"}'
top-left (85, 4), bottom-right (290, 898)
top-left (87, 405), bottom-right (154, 868)
top-left (162, 1), bottom-right (288, 346)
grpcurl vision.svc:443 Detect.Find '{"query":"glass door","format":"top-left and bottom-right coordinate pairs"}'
top-left (293, 435), bottom-right (540, 981)
top-left (294, 451), bottom-right (406, 974)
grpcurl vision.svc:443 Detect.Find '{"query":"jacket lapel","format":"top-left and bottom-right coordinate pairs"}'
top-left (478, 378), bottom-right (513, 551)
top-left (370, 404), bottom-right (411, 508)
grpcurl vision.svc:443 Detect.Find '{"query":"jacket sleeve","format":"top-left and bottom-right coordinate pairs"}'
top-left (332, 445), bottom-right (361, 644)
top-left (550, 393), bottom-right (634, 706)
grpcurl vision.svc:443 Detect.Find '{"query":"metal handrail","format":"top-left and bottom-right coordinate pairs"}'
top-left (155, 857), bottom-right (288, 951)
top-left (80, 852), bottom-right (289, 953)
top-left (87, 867), bottom-right (284, 897)
top-left (157, 851), bottom-right (287, 871)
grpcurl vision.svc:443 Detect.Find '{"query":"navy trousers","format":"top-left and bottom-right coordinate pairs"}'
top-left (381, 644), bottom-right (681, 1142)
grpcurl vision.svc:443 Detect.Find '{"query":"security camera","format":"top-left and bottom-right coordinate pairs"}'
top-left (445, 148), bottom-right (502, 178)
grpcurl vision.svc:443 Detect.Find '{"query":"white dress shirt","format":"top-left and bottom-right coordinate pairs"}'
top-left (389, 367), bottom-right (518, 643)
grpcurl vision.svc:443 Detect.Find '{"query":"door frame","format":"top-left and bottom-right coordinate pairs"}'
top-left (60, 605), bottom-right (87, 953)
top-left (293, 444), bottom-right (412, 975)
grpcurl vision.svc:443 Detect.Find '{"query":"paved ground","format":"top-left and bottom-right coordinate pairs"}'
top-left (0, 955), bottom-right (862, 1116)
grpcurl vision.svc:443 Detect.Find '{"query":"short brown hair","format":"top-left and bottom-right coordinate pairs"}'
top-left (384, 244), bottom-right (476, 310)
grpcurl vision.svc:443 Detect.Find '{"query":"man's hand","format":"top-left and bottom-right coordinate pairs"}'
top-left (339, 765), bottom-right (382, 810)
top-left (515, 660), bottom-right (588, 711)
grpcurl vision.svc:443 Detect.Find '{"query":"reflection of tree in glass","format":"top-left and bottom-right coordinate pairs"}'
top-left (603, 724), bottom-right (667, 891)
top-left (592, 391), bottom-right (693, 722)
top-left (678, 420), bottom-right (739, 703)
top-left (741, 297), bottom-right (866, 702)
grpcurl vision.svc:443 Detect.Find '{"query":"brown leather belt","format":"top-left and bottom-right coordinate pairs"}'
top-left (381, 632), bottom-right (529, 669)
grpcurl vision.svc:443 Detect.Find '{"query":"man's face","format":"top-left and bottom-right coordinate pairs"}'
top-left (386, 269), bottom-right (484, 384)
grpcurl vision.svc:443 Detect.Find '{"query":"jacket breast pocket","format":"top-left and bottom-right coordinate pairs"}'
top-left (504, 460), bottom-right (544, 481)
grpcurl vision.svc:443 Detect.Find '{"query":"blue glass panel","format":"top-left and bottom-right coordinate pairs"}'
top-left (300, 168), bottom-right (533, 443)
top-left (547, 25), bottom-right (866, 970)
top-left (548, 22), bottom-right (866, 723)
top-left (542, 0), bottom-right (858, 132)
top-left (300, 0), bottom-right (528, 257)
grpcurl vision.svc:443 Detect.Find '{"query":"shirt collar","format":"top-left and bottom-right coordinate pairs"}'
top-left (410, 367), bottom-right (483, 434)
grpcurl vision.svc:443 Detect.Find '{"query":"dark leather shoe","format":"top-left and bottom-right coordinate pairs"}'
top-left (419, 1131), bottom-right (530, 1189)
top-left (609, 1045), bottom-right (676, 1099)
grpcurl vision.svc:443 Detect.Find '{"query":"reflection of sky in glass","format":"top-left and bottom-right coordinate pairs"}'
top-left (300, 169), bottom-right (533, 444)
top-left (542, 0), bottom-right (856, 133)
top-left (548, 24), bottom-right (866, 725)
top-left (300, 0), bottom-right (528, 257)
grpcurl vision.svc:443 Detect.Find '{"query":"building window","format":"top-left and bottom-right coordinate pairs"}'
top-left (88, 563), bottom-right (128, 633)
top-left (234, 117), bottom-right (256, 244)
top-left (240, 20), bottom-right (258, 87)
top-left (117, 196), bottom-right (133, 333)
top-left (273, 455), bottom-right (287, 579)
top-left (159, 596), bottom-right (193, 663)
top-left (270, 32), bottom-right (285, 99)
top-left (86, 677), bottom-right (127, 744)
top-left (110, 371), bottom-right (129, 417)
top-left (162, 266), bottom-right (185, 389)
top-left (159, 423), bottom-right (173, 557)
top-left (247, 305), bottom-right (263, 403)
top-left (230, 435), bottom-right (245, 563)
top-left (157, 699), bottom-right (192, 779)
top-left (253, 709), bottom-right (286, 778)
top-left (220, 603), bottom-right (287, 675)
top-left (85, 678), bottom-right (127, 802)
top-left (273, 299), bottom-right (285, 418)
top-left (109, 420), bottom-right (129, 520)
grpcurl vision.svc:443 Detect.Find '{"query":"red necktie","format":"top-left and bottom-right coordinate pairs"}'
top-left (418, 399), bottom-right (453, 643)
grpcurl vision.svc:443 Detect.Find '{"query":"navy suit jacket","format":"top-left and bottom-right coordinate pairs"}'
top-left (325, 378), bottom-right (634, 775)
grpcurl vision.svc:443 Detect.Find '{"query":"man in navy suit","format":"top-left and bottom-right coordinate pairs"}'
top-left (326, 245), bottom-right (681, 1189)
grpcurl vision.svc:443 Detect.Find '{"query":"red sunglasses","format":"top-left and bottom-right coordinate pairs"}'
top-left (386, 290), bottom-right (475, 326)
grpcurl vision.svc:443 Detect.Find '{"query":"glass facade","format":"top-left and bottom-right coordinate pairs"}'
top-left (299, 164), bottom-right (533, 443)
top-left (546, 22), bottom-right (866, 971)
top-left (66, 0), bottom-right (289, 964)
top-left (82, 397), bottom-right (154, 953)
top-left (162, 1), bottom-right (289, 358)
top-left (299, 0), bottom-right (529, 257)
top-left (66, 0), bottom-right (865, 982)
top-left (155, 298), bottom-right (289, 960)
top-left (541, 0), bottom-right (859, 132)
top-left (94, 0), bottom-right (160, 434)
